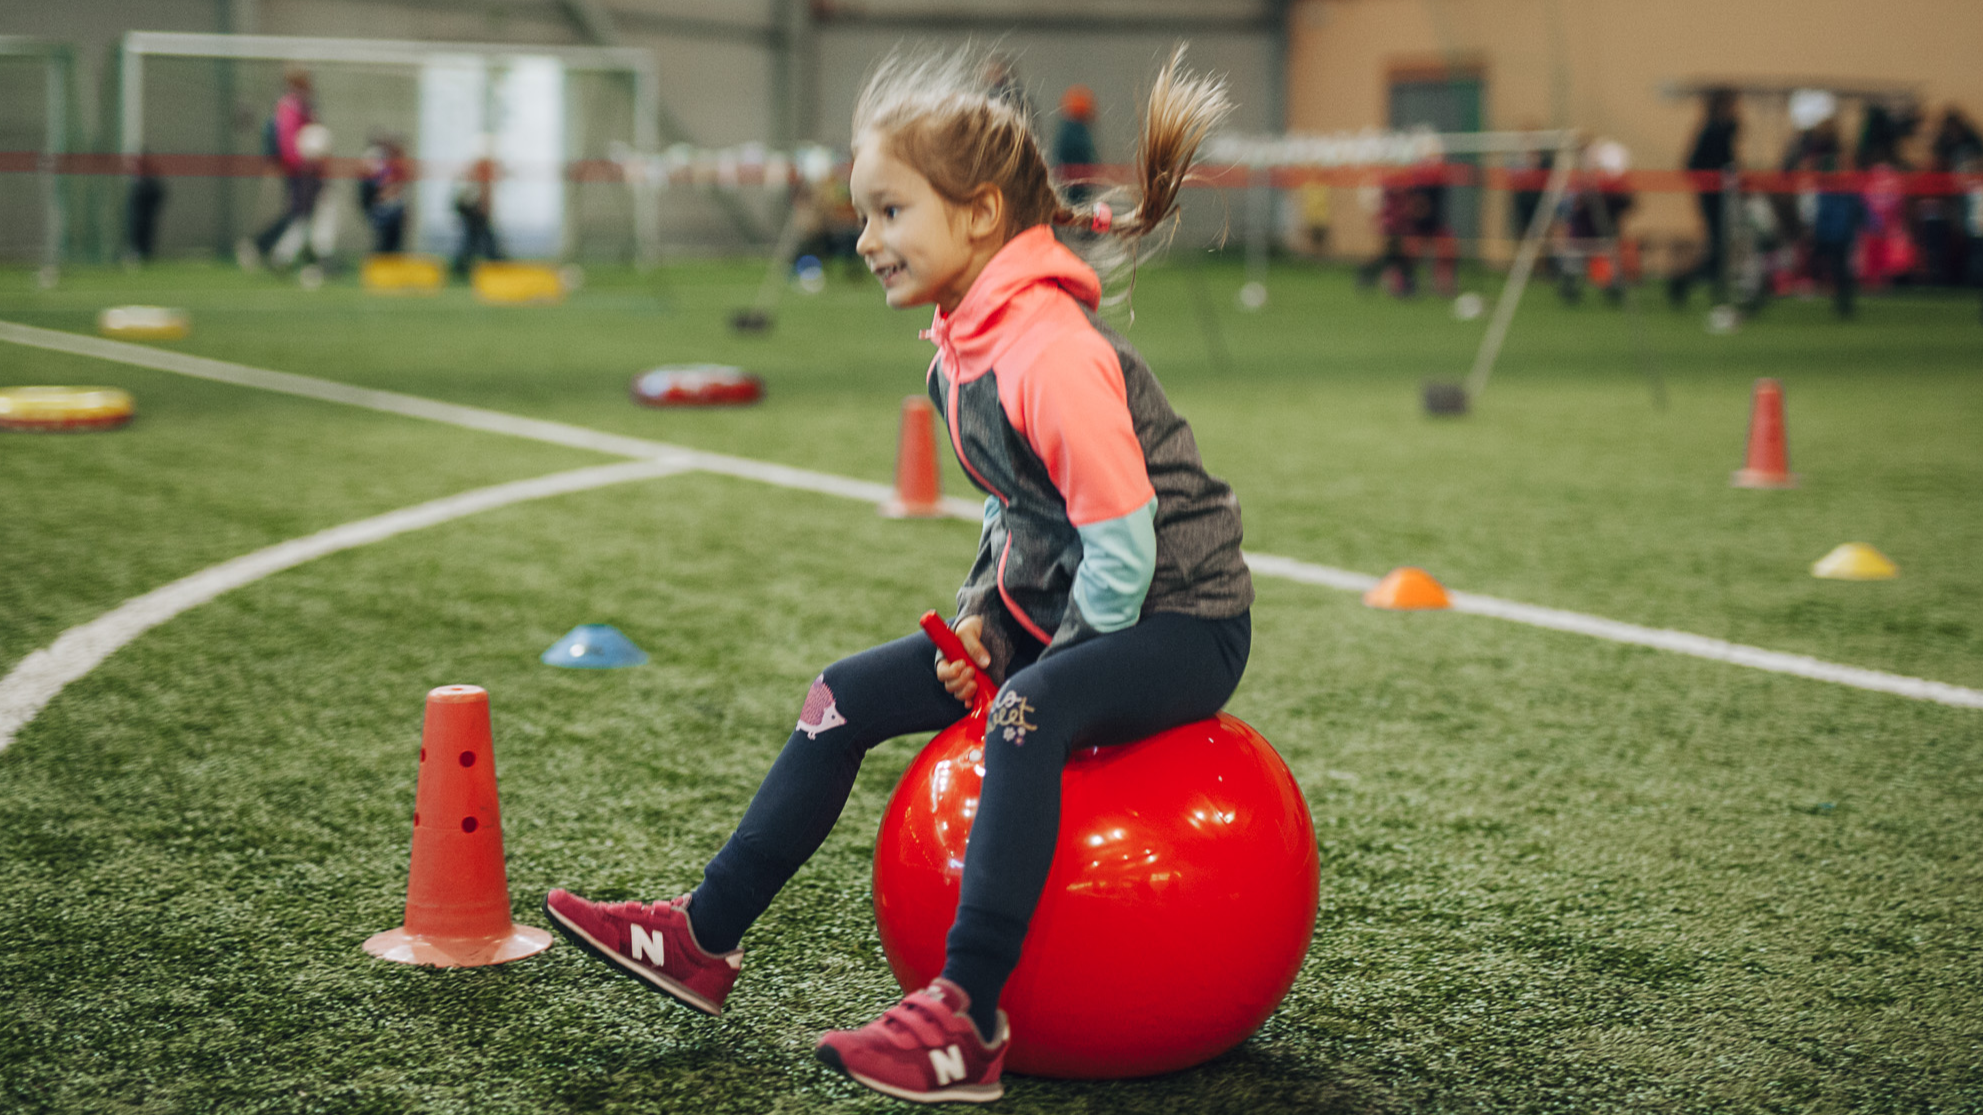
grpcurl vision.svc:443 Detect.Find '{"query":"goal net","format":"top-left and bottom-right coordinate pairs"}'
top-left (0, 38), bottom-right (72, 268)
top-left (118, 31), bottom-right (658, 264)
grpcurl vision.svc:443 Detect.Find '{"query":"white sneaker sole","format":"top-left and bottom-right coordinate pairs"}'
top-left (816, 1044), bottom-right (1004, 1104)
top-left (849, 1071), bottom-right (1004, 1105)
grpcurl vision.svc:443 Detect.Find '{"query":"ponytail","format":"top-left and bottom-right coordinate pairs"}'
top-left (1052, 47), bottom-right (1232, 243)
top-left (854, 44), bottom-right (1229, 268)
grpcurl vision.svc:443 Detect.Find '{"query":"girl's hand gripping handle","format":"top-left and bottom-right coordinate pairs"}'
top-left (919, 611), bottom-right (993, 714)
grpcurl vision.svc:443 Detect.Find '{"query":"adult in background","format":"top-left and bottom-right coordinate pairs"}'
top-left (1923, 107), bottom-right (1982, 286)
top-left (1668, 88), bottom-right (1740, 308)
top-left (241, 69), bottom-right (322, 270)
top-left (1558, 140), bottom-right (1635, 306)
top-left (125, 152), bottom-right (167, 264)
top-left (1806, 120), bottom-right (1864, 319)
top-left (1407, 149), bottom-right (1459, 298)
top-left (792, 173), bottom-right (864, 279)
top-left (1053, 85), bottom-right (1100, 206)
top-left (1357, 167), bottom-right (1421, 297)
top-left (452, 143), bottom-right (504, 279)
top-left (360, 135), bottom-right (411, 255)
top-left (1508, 128), bottom-right (1555, 266)
top-left (1771, 89), bottom-right (1839, 298)
top-left (982, 54), bottom-right (1032, 120)
top-left (1856, 103), bottom-right (1922, 289)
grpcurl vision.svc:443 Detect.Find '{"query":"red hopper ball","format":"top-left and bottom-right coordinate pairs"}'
top-left (873, 665), bottom-right (1319, 1077)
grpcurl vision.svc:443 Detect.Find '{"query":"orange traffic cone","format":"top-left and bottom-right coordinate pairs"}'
top-left (1363, 566), bottom-right (1452, 610)
top-left (364, 685), bottom-right (552, 967)
top-left (1731, 378), bottom-right (1798, 488)
top-left (880, 395), bottom-right (945, 518)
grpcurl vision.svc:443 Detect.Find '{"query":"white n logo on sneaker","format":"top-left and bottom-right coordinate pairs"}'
top-left (929, 1044), bottom-right (966, 1086)
top-left (630, 924), bottom-right (665, 966)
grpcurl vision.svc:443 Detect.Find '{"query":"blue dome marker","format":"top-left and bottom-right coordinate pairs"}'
top-left (541, 624), bottom-right (649, 669)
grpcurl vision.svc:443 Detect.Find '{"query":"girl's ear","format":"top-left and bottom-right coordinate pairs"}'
top-left (962, 183), bottom-right (1006, 244)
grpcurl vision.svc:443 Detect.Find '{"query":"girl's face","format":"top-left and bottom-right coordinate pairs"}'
top-left (849, 133), bottom-right (994, 313)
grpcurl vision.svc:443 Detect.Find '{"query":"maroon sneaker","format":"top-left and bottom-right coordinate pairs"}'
top-left (542, 889), bottom-right (742, 1015)
top-left (815, 979), bottom-right (1007, 1104)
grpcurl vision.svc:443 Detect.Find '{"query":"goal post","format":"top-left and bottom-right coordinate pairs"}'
top-left (0, 37), bottom-right (75, 272)
top-left (117, 31), bottom-right (661, 265)
top-left (1199, 128), bottom-right (1604, 403)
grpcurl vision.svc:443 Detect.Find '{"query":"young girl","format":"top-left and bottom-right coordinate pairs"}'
top-left (546, 48), bottom-right (1252, 1104)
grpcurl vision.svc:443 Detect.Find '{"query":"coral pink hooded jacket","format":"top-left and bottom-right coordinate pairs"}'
top-left (923, 226), bottom-right (1252, 677)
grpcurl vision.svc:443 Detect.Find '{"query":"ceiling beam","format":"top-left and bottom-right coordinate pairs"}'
top-left (810, 9), bottom-right (1277, 35)
top-left (558, 0), bottom-right (621, 45)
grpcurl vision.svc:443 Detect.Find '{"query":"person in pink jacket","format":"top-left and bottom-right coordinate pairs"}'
top-left (546, 47), bottom-right (1252, 1104)
top-left (245, 70), bottom-right (323, 269)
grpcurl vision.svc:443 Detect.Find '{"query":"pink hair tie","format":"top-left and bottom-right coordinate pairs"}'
top-left (1090, 203), bottom-right (1112, 233)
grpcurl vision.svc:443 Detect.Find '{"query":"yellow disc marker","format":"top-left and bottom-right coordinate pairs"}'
top-left (362, 253), bottom-right (446, 293)
top-left (1811, 542), bottom-right (1898, 580)
top-left (0, 386), bottom-right (135, 432)
top-left (471, 261), bottom-right (565, 305)
top-left (96, 305), bottom-right (189, 340)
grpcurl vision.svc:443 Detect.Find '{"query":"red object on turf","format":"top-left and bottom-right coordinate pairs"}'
top-left (542, 890), bottom-right (742, 1014)
top-left (629, 365), bottom-right (765, 408)
top-left (1731, 377), bottom-right (1797, 488)
top-left (364, 685), bottom-right (552, 967)
top-left (881, 395), bottom-right (945, 518)
top-left (1363, 566), bottom-right (1451, 610)
top-left (874, 615), bottom-right (1320, 1079)
top-left (816, 978), bottom-right (1008, 1104)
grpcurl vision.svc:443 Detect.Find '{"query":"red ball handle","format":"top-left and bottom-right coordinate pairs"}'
top-left (919, 611), bottom-right (994, 713)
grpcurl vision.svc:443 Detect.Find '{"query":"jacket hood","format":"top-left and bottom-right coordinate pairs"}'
top-left (925, 225), bottom-right (1102, 379)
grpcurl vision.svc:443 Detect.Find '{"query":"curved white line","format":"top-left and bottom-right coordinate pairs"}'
top-left (0, 458), bottom-right (692, 751)
top-left (4, 319), bottom-right (1978, 712)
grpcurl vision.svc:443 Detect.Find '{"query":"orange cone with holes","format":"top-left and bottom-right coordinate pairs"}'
top-left (364, 685), bottom-right (551, 967)
top-left (880, 395), bottom-right (945, 518)
top-left (1731, 378), bottom-right (1798, 488)
top-left (1363, 567), bottom-right (1452, 610)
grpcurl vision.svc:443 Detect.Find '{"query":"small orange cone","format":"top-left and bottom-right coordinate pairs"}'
top-left (1363, 567), bottom-right (1452, 610)
top-left (1731, 378), bottom-right (1798, 488)
top-left (364, 685), bottom-right (552, 967)
top-left (880, 395), bottom-right (945, 518)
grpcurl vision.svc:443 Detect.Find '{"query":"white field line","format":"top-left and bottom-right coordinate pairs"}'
top-left (5, 319), bottom-right (1980, 713)
top-left (1442, 589), bottom-right (1983, 709)
top-left (0, 320), bottom-right (983, 517)
top-left (0, 458), bottom-right (693, 751)
top-left (1238, 554), bottom-right (1981, 708)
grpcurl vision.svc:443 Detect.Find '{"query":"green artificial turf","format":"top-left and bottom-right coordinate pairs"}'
top-left (1, 257), bottom-right (1979, 1113)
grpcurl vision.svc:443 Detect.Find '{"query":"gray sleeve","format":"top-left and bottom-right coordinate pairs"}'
top-left (953, 496), bottom-right (1018, 684)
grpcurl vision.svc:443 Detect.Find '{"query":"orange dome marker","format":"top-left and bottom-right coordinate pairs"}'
top-left (364, 685), bottom-right (552, 967)
top-left (880, 395), bottom-right (945, 518)
top-left (1363, 566), bottom-right (1452, 610)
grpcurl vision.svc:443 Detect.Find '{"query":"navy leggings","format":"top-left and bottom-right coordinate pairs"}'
top-left (690, 610), bottom-right (1250, 1019)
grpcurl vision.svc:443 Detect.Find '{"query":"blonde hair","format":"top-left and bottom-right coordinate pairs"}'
top-left (852, 45), bottom-right (1231, 248)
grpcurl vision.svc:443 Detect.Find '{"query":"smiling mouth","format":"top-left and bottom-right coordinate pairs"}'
top-left (872, 262), bottom-right (905, 285)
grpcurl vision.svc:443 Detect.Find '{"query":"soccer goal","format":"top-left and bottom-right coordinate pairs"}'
top-left (117, 31), bottom-right (661, 264)
top-left (0, 37), bottom-right (76, 272)
top-left (1200, 128), bottom-right (1654, 408)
